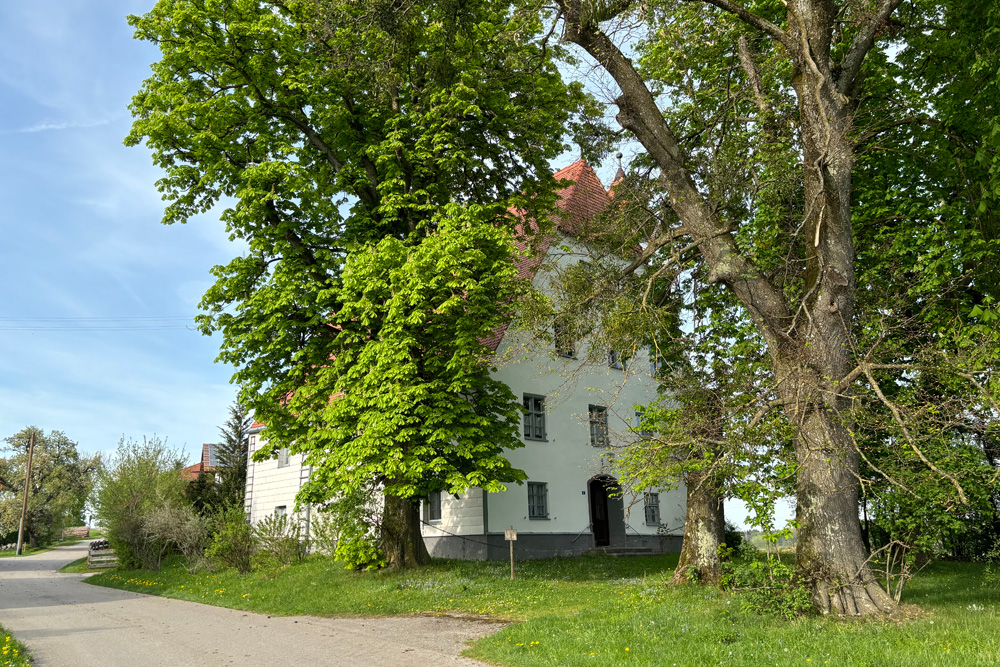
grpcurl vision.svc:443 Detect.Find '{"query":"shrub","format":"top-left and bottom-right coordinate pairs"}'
top-left (93, 436), bottom-right (187, 570)
top-left (206, 505), bottom-right (253, 574)
top-left (321, 487), bottom-right (386, 570)
top-left (309, 511), bottom-right (338, 556)
top-left (144, 504), bottom-right (210, 573)
top-left (722, 520), bottom-right (744, 552)
top-left (252, 511), bottom-right (302, 568)
top-left (720, 546), bottom-right (812, 619)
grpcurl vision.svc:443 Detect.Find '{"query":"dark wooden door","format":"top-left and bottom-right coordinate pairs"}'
top-left (590, 479), bottom-right (610, 547)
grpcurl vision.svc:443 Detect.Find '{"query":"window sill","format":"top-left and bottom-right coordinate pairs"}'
top-left (523, 436), bottom-right (548, 442)
top-left (528, 516), bottom-right (550, 520)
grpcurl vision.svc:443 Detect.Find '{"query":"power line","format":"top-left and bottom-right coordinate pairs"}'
top-left (0, 326), bottom-right (194, 331)
top-left (0, 315), bottom-right (199, 332)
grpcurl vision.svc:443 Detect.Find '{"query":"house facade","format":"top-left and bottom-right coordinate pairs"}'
top-left (244, 160), bottom-right (686, 559)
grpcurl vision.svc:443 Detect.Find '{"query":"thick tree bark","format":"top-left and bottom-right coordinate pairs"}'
top-left (555, 0), bottom-right (906, 614)
top-left (381, 493), bottom-right (431, 569)
top-left (671, 467), bottom-right (725, 585)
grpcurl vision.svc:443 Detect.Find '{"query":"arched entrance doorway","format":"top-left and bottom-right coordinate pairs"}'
top-left (589, 475), bottom-right (626, 548)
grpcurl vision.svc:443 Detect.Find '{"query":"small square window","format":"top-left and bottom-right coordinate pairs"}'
top-left (589, 405), bottom-right (609, 448)
top-left (277, 447), bottom-right (290, 468)
top-left (425, 492), bottom-right (442, 523)
top-left (644, 493), bottom-right (660, 525)
top-left (528, 482), bottom-right (548, 519)
top-left (523, 394), bottom-right (546, 440)
top-left (554, 320), bottom-right (576, 358)
top-left (275, 505), bottom-right (287, 519)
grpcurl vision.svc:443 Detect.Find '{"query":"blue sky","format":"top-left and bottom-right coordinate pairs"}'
top-left (0, 0), bottom-right (240, 463)
top-left (0, 0), bottom-right (783, 529)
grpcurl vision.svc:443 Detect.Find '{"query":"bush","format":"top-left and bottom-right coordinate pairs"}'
top-left (309, 511), bottom-right (338, 556)
top-left (252, 511), bottom-right (302, 568)
top-left (722, 520), bottom-right (744, 553)
top-left (320, 487), bottom-right (386, 570)
top-left (206, 505), bottom-right (253, 574)
top-left (720, 546), bottom-right (812, 619)
top-left (144, 504), bottom-right (210, 573)
top-left (93, 436), bottom-right (187, 570)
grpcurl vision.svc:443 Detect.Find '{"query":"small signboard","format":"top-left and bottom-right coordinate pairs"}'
top-left (506, 525), bottom-right (517, 580)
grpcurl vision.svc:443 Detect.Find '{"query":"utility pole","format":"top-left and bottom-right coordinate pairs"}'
top-left (15, 432), bottom-right (35, 556)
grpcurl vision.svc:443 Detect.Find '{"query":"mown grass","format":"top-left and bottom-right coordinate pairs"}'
top-left (58, 557), bottom-right (106, 574)
top-left (86, 554), bottom-right (1000, 666)
top-left (0, 626), bottom-right (32, 667)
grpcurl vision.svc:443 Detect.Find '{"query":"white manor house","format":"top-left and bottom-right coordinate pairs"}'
top-left (244, 160), bottom-right (686, 559)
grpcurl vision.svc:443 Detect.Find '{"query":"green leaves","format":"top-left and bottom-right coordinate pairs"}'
top-left (293, 209), bottom-right (528, 502)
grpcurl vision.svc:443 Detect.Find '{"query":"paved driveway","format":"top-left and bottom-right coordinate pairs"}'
top-left (0, 541), bottom-right (501, 666)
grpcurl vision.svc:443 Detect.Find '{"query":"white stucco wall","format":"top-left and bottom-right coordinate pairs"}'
top-left (422, 233), bottom-right (685, 544)
top-left (245, 233), bottom-right (687, 553)
top-left (245, 429), bottom-right (310, 525)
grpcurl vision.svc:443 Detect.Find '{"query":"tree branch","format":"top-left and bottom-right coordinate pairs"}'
top-left (835, 0), bottom-right (906, 95)
top-left (695, 0), bottom-right (796, 51)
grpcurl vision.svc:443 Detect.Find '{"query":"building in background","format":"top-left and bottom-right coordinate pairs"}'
top-left (244, 161), bottom-right (685, 559)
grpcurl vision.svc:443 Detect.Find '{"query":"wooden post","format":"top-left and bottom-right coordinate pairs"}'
top-left (15, 432), bottom-right (35, 556)
top-left (505, 526), bottom-right (517, 580)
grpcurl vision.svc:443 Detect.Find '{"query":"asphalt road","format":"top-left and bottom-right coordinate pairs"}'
top-left (0, 541), bottom-right (502, 666)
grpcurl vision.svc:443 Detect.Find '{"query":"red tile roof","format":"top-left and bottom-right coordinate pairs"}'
top-left (483, 160), bottom-right (611, 351)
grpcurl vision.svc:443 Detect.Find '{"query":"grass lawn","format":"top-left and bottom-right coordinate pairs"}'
top-left (0, 625), bottom-right (32, 667)
top-left (86, 554), bottom-right (1000, 666)
top-left (58, 557), bottom-right (106, 575)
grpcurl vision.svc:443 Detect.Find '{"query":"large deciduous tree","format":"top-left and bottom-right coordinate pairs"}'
top-left (550, 0), bottom-right (1000, 613)
top-left (0, 427), bottom-right (99, 547)
top-left (127, 0), bottom-right (593, 566)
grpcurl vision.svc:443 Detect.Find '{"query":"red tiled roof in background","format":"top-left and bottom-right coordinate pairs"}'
top-left (180, 443), bottom-right (218, 481)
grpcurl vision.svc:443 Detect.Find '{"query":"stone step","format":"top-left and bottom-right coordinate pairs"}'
top-left (588, 546), bottom-right (655, 557)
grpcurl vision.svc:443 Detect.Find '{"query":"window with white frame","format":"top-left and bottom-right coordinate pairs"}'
top-left (527, 482), bottom-right (548, 519)
top-left (523, 394), bottom-right (546, 440)
top-left (277, 447), bottom-right (290, 468)
top-left (275, 505), bottom-right (287, 519)
top-left (644, 493), bottom-right (660, 525)
top-left (589, 405), bottom-right (609, 447)
top-left (425, 492), bottom-right (442, 523)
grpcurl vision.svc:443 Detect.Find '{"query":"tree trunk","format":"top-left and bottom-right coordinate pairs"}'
top-left (380, 493), bottom-right (431, 569)
top-left (554, 0), bottom-right (906, 614)
top-left (671, 467), bottom-right (725, 585)
top-left (789, 403), bottom-right (896, 614)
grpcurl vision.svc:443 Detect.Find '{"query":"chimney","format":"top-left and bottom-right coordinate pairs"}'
top-left (201, 443), bottom-right (212, 470)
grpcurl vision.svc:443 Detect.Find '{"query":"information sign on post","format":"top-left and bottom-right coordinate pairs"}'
top-left (505, 526), bottom-right (517, 580)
